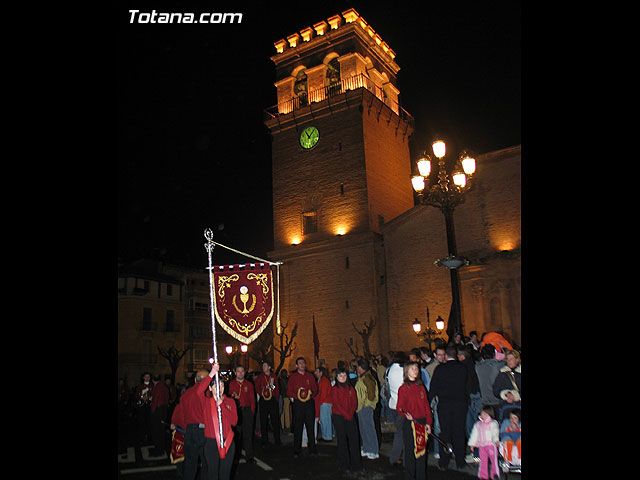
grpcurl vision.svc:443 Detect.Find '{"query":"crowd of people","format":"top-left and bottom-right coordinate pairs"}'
top-left (117, 331), bottom-right (521, 480)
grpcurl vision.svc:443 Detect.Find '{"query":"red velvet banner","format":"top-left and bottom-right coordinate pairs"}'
top-left (412, 421), bottom-right (427, 459)
top-left (170, 429), bottom-right (185, 464)
top-left (212, 263), bottom-right (274, 344)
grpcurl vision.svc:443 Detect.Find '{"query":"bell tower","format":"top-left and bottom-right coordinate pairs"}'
top-left (265, 8), bottom-right (414, 366)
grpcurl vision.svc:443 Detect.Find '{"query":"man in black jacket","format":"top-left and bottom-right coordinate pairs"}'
top-left (428, 345), bottom-right (469, 471)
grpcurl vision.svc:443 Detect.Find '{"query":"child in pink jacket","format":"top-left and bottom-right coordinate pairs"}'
top-left (468, 405), bottom-right (500, 479)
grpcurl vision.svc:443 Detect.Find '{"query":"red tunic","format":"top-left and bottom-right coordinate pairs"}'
top-left (193, 377), bottom-right (237, 449)
top-left (286, 370), bottom-right (318, 401)
top-left (315, 376), bottom-right (332, 417)
top-left (330, 381), bottom-right (358, 421)
top-left (151, 381), bottom-right (169, 413)
top-left (396, 382), bottom-right (433, 426)
top-left (227, 378), bottom-right (256, 413)
top-left (204, 394), bottom-right (237, 457)
top-left (171, 381), bottom-right (207, 428)
top-left (254, 372), bottom-right (280, 401)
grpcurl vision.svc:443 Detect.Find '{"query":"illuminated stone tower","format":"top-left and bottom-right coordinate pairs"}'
top-left (265, 9), bottom-right (414, 367)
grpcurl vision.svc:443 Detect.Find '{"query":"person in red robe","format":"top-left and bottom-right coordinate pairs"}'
top-left (287, 356), bottom-right (318, 457)
top-left (134, 372), bottom-right (153, 444)
top-left (314, 367), bottom-right (333, 442)
top-left (150, 374), bottom-right (169, 456)
top-left (170, 370), bottom-right (210, 480)
top-left (227, 365), bottom-right (256, 463)
top-left (254, 360), bottom-right (282, 447)
top-left (199, 363), bottom-right (237, 480)
top-left (397, 361), bottom-right (433, 480)
top-left (331, 367), bottom-right (362, 473)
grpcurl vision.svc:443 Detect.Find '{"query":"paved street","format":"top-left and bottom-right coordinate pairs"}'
top-left (118, 419), bottom-right (484, 480)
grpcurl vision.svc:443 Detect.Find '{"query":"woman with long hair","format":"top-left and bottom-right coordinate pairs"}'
top-left (396, 361), bottom-right (433, 480)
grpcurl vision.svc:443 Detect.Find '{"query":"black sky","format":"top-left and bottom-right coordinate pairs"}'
top-left (118, 0), bottom-right (521, 268)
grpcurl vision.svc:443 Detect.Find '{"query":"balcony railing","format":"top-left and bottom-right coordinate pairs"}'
top-left (264, 73), bottom-right (413, 122)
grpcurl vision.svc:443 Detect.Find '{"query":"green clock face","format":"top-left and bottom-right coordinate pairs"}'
top-left (300, 126), bottom-right (319, 149)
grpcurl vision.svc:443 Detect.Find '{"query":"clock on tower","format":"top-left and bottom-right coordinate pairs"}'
top-left (299, 126), bottom-right (319, 149)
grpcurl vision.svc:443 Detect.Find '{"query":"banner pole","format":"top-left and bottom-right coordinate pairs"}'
top-left (204, 228), bottom-right (224, 447)
top-left (276, 264), bottom-right (281, 335)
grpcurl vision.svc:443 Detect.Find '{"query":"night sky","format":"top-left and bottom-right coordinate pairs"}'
top-left (118, 0), bottom-right (521, 269)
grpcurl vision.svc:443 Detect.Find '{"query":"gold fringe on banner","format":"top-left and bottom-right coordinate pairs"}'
top-left (213, 265), bottom-right (275, 344)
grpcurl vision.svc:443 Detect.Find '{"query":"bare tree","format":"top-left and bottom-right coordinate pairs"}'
top-left (273, 321), bottom-right (298, 375)
top-left (158, 344), bottom-right (193, 385)
top-left (344, 337), bottom-right (360, 360)
top-left (248, 326), bottom-right (274, 366)
top-left (352, 316), bottom-right (376, 358)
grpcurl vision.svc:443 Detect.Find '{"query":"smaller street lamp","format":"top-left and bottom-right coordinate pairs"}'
top-left (412, 307), bottom-right (445, 351)
top-left (240, 343), bottom-right (249, 369)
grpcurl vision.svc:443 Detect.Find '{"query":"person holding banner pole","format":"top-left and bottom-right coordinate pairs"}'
top-left (200, 363), bottom-right (237, 480)
top-left (396, 361), bottom-right (433, 480)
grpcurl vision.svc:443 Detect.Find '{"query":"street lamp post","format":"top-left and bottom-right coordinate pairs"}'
top-left (411, 139), bottom-right (477, 340)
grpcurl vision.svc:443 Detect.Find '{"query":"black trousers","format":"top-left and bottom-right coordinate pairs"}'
top-left (151, 406), bottom-right (167, 452)
top-left (292, 399), bottom-right (317, 454)
top-left (437, 401), bottom-right (467, 469)
top-left (203, 436), bottom-right (235, 480)
top-left (136, 405), bottom-right (152, 443)
top-left (236, 406), bottom-right (255, 460)
top-left (259, 398), bottom-right (281, 445)
top-left (332, 414), bottom-right (361, 472)
top-left (402, 418), bottom-right (426, 480)
top-left (181, 424), bottom-right (207, 480)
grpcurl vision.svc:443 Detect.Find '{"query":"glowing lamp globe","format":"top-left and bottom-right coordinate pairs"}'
top-left (432, 140), bottom-right (446, 159)
top-left (452, 171), bottom-right (467, 187)
top-left (461, 153), bottom-right (476, 175)
top-left (411, 175), bottom-right (426, 192)
top-left (412, 318), bottom-right (422, 333)
top-left (417, 155), bottom-right (431, 177)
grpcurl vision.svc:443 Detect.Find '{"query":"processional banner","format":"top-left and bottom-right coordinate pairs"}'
top-left (212, 263), bottom-right (274, 344)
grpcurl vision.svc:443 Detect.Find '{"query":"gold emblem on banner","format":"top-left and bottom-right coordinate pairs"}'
top-left (233, 285), bottom-right (256, 314)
